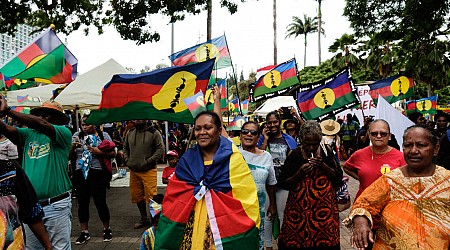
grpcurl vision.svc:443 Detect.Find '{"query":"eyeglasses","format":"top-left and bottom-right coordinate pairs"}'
top-left (370, 131), bottom-right (389, 137)
top-left (241, 129), bottom-right (258, 136)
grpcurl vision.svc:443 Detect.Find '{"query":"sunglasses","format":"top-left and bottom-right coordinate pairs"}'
top-left (370, 131), bottom-right (389, 137)
top-left (241, 129), bottom-right (258, 136)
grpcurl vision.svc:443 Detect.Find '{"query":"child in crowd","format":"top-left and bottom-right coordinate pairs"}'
top-left (139, 194), bottom-right (164, 250)
top-left (161, 150), bottom-right (179, 184)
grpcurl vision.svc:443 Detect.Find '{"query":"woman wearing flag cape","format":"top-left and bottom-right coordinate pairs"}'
top-left (155, 94), bottom-right (260, 249)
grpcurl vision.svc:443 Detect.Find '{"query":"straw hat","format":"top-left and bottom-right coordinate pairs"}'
top-left (320, 119), bottom-right (341, 135)
top-left (30, 100), bottom-right (69, 125)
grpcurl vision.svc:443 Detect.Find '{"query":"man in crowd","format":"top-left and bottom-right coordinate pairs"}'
top-left (123, 120), bottom-right (164, 229)
top-left (339, 113), bottom-right (360, 158)
top-left (0, 97), bottom-right (72, 249)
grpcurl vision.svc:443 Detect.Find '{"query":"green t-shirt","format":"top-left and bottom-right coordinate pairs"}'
top-left (17, 125), bottom-right (72, 199)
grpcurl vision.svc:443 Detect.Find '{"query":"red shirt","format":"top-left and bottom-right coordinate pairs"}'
top-left (345, 146), bottom-right (406, 199)
top-left (162, 166), bottom-right (176, 181)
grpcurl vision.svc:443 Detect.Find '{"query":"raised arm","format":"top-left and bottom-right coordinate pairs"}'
top-left (212, 85), bottom-right (228, 138)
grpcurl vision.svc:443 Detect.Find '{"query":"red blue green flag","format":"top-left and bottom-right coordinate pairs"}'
top-left (169, 35), bottom-right (231, 69)
top-left (156, 138), bottom-right (260, 249)
top-left (250, 59), bottom-right (300, 102)
top-left (297, 68), bottom-right (359, 121)
top-left (0, 27), bottom-right (78, 85)
top-left (228, 98), bottom-right (240, 114)
top-left (85, 59), bottom-right (215, 125)
top-left (227, 115), bottom-right (247, 131)
top-left (406, 95), bottom-right (437, 115)
top-left (240, 98), bottom-right (249, 115)
top-left (368, 74), bottom-right (414, 104)
top-left (183, 91), bottom-right (207, 118)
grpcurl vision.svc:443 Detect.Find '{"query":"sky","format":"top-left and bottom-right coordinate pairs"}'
top-left (62, 0), bottom-right (353, 78)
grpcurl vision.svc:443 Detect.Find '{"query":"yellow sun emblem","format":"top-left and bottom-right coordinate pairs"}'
top-left (153, 71), bottom-right (197, 113)
top-left (390, 76), bottom-right (410, 96)
top-left (313, 88), bottom-right (336, 109)
top-left (416, 100), bottom-right (432, 111)
top-left (263, 70), bottom-right (281, 89)
top-left (195, 44), bottom-right (220, 63)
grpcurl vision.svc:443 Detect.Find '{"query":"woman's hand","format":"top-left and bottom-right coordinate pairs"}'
top-left (262, 127), bottom-right (269, 140)
top-left (309, 156), bottom-right (323, 168)
top-left (266, 203), bottom-right (277, 221)
top-left (212, 85), bottom-right (221, 103)
top-left (297, 162), bottom-right (314, 176)
top-left (87, 146), bottom-right (102, 155)
top-left (351, 216), bottom-right (374, 249)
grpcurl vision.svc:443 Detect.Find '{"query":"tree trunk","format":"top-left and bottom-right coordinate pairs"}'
top-left (207, 0), bottom-right (212, 40)
top-left (317, 0), bottom-right (322, 65)
top-left (304, 34), bottom-right (307, 68)
top-left (273, 0), bottom-right (277, 65)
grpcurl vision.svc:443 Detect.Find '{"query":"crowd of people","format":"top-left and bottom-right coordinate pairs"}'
top-left (0, 91), bottom-right (449, 249)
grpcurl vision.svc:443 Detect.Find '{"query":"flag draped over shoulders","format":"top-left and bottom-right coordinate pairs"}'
top-left (156, 137), bottom-right (260, 250)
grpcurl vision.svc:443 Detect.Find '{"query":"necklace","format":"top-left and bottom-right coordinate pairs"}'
top-left (371, 147), bottom-right (390, 160)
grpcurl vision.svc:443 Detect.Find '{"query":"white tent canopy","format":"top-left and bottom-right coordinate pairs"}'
top-left (6, 83), bottom-right (66, 107)
top-left (55, 58), bottom-right (129, 109)
top-left (253, 96), bottom-right (299, 117)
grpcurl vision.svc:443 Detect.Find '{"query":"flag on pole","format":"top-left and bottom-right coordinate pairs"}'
top-left (85, 59), bottom-right (215, 125)
top-left (368, 74), bottom-right (414, 104)
top-left (228, 98), bottom-right (240, 114)
top-left (183, 91), bottom-right (207, 118)
top-left (169, 35), bottom-right (231, 69)
top-left (227, 115), bottom-right (247, 131)
top-left (0, 27), bottom-right (78, 85)
top-left (250, 59), bottom-right (300, 102)
top-left (406, 95), bottom-right (437, 115)
top-left (297, 68), bottom-right (359, 121)
top-left (240, 98), bottom-right (249, 115)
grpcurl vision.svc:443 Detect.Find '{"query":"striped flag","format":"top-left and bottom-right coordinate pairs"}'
top-left (205, 78), bottom-right (227, 111)
top-left (228, 98), bottom-right (240, 114)
top-left (369, 74), bottom-right (414, 104)
top-left (85, 59), bottom-right (215, 125)
top-left (406, 95), bottom-right (437, 115)
top-left (250, 59), bottom-right (300, 102)
top-left (297, 68), bottom-right (359, 121)
top-left (240, 98), bottom-right (249, 115)
top-left (169, 35), bottom-right (231, 69)
top-left (183, 91), bottom-right (207, 118)
top-left (0, 27), bottom-right (78, 85)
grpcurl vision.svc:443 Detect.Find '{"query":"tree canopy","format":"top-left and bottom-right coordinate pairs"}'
top-left (0, 0), bottom-right (241, 45)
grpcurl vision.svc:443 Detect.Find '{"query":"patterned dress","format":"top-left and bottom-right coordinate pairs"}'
top-left (278, 144), bottom-right (342, 249)
top-left (345, 166), bottom-right (450, 249)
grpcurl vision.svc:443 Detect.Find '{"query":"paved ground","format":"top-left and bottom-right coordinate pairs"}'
top-left (70, 164), bottom-right (359, 249)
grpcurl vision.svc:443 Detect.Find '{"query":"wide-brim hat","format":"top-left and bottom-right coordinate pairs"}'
top-left (320, 119), bottom-right (341, 135)
top-left (30, 100), bottom-right (69, 125)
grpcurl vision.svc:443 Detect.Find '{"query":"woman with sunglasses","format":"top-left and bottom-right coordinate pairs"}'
top-left (212, 87), bottom-right (276, 250)
top-left (343, 119), bottom-right (405, 247)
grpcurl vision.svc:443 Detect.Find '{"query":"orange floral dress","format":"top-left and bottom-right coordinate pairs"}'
top-left (344, 166), bottom-right (450, 249)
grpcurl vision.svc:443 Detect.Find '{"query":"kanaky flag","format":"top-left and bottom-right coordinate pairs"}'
top-left (169, 35), bottom-right (231, 69)
top-left (205, 78), bottom-right (227, 111)
top-left (183, 91), bottom-right (207, 118)
top-left (240, 98), bottom-right (249, 115)
top-left (0, 27), bottom-right (78, 85)
top-left (85, 59), bottom-right (215, 125)
top-left (250, 59), bottom-right (300, 102)
top-left (368, 74), bottom-right (414, 104)
top-left (406, 95), bottom-right (437, 115)
top-left (227, 115), bottom-right (247, 131)
top-left (228, 98), bottom-right (240, 114)
top-left (297, 68), bottom-right (359, 121)
top-left (156, 138), bottom-right (259, 249)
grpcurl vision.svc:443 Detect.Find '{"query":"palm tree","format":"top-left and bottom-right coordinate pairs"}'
top-left (317, 0), bottom-right (323, 64)
top-left (273, 0), bottom-right (277, 64)
top-left (286, 14), bottom-right (324, 68)
top-left (328, 33), bottom-right (360, 69)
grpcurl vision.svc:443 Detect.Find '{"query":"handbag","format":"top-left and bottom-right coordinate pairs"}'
top-left (337, 176), bottom-right (351, 212)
